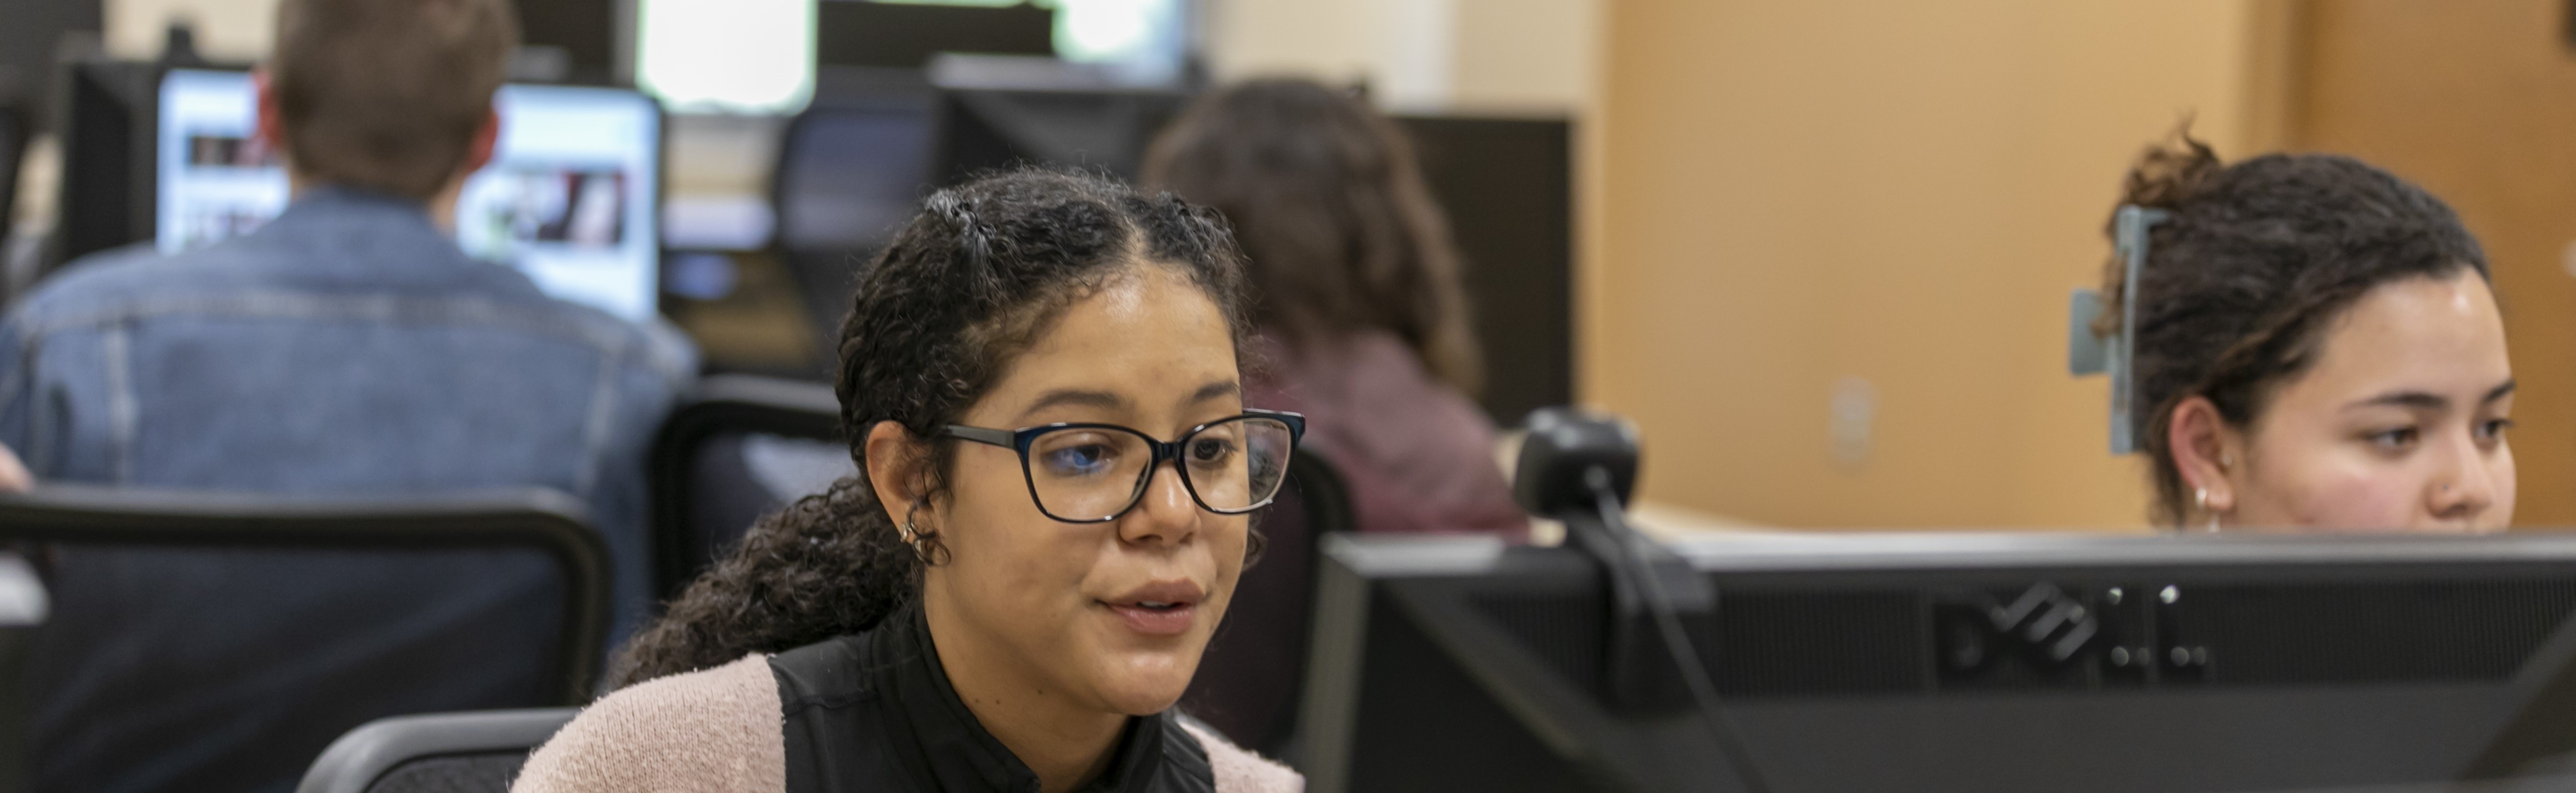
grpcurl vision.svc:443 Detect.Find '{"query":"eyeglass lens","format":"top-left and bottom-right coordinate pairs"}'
top-left (1025, 417), bottom-right (1295, 520)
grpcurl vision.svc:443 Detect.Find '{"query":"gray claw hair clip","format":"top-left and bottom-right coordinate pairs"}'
top-left (2069, 205), bottom-right (2169, 455)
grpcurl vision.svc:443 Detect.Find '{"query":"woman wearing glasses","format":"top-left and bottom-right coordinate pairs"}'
top-left (515, 170), bottom-right (1302, 793)
top-left (2092, 132), bottom-right (2515, 533)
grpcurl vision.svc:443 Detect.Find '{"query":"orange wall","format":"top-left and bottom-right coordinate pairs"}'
top-left (2286, 0), bottom-right (2576, 526)
top-left (1586, 1), bottom-right (2284, 530)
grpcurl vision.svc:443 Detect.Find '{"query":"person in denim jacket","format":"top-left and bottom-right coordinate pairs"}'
top-left (0, 1), bottom-right (688, 790)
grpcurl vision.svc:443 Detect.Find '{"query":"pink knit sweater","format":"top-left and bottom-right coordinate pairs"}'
top-left (513, 654), bottom-right (1303, 793)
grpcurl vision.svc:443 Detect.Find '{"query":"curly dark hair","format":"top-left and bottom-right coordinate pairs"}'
top-left (2097, 132), bottom-right (2490, 527)
top-left (612, 169), bottom-right (1254, 686)
top-left (1143, 78), bottom-right (1485, 395)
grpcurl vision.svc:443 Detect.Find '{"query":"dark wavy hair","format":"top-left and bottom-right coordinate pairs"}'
top-left (2097, 132), bottom-right (2490, 527)
top-left (1143, 78), bottom-right (1485, 395)
top-left (613, 169), bottom-right (1254, 686)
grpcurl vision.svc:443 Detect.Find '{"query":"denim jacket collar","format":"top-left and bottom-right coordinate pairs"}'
top-left (241, 184), bottom-right (535, 295)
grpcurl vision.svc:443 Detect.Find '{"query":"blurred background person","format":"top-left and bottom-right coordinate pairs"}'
top-left (0, 0), bottom-right (687, 789)
top-left (2091, 134), bottom-right (2514, 533)
top-left (1146, 77), bottom-right (1526, 541)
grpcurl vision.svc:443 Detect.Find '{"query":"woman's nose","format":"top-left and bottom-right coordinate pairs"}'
top-left (2428, 434), bottom-right (2499, 523)
top-left (1118, 463), bottom-right (1200, 547)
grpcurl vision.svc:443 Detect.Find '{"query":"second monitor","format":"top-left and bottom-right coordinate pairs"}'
top-left (1302, 530), bottom-right (2576, 793)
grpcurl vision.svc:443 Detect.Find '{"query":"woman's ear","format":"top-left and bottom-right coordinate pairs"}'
top-left (863, 421), bottom-right (928, 526)
top-left (2167, 396), bottom-right (2246, 517)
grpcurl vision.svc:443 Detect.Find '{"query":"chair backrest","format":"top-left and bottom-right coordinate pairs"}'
top-left (1182, 448), bottom-right (1355, 759)
top-left (1, 485), bottom-right (608, 793)
top-left (648, 374), bottom-right (847, 599)
top-left (296, 708), bottom-right (577, 793)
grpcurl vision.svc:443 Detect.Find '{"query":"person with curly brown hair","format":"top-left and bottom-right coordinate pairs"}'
top-left (1144, 79), bottom-right (1526, 542)
top-left (515, 169), bottom-right (1301, 793)
top-left (2091, 133), bottom-right (2515, 533)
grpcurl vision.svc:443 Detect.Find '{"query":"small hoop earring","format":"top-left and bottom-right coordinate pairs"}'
top-left (899, 500), bottom-right (949, 565)
top-left (900, 519), bottom-right (932, 560)
top-left (2194, 488), bottom-right (2222, 533)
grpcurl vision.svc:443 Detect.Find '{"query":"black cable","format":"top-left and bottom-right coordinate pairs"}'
top-left (1586, 467), bottom-right (1776, 793)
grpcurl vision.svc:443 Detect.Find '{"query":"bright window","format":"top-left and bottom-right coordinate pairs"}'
top-left (635, 0), bottom-right (818, 114)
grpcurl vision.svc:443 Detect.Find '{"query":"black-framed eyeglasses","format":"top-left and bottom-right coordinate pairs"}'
top-left (940, 409), bottom-right (1306, 523)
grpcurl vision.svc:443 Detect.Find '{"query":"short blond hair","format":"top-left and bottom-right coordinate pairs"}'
top-left (270, 0), bottom-right (518, 200)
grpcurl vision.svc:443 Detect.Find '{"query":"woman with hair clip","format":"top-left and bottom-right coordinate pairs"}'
top-left (1144, 78), bottom-right (1526, 540)
top-left (2095, 133), bottom-right (2516, 532)
top-left (514, 170), bottom-right (1303, 793)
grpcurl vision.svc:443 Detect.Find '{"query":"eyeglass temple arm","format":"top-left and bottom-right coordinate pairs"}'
top-left (939, 425), bottom-right (1017, 448)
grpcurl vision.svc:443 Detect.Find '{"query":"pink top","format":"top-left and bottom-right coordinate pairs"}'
top-left (515, 654), bottom-right (1302, 793)
top-left (1247, 331), bottom-right (1528, 541)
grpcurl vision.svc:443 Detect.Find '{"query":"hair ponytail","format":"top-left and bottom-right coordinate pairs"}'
top-left (610, 479), bottom-right (915, 686)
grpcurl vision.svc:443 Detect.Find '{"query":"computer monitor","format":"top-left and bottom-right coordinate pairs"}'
top-left (154, 69), bottom-right (662, 321)
top-left (516, 0), bottom-right (618, 83)
top-left (1392, 115), bottom-right (1572, 426)
top-left (932, 85), bottom-right (1190, 186)
top-left (815, 0), bottom-right (1054, 69)
top-left (1300, 530), bottom-right (2576, 793)
top-left (773, 73), bottom-right (937, 254)
top-left (763, 68), bottom-right (941, 373)
top-left (0, 0), bottom-right (99, 114)
top-left (1, 100), bottom-right (27, 249)
top-left (53, 58), bottom-right (157, 269)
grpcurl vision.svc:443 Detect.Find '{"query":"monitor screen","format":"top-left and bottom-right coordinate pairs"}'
top-left (774, 102), bottom-right (933, 252)
top-left (155, 69), bottom-right (662, 322)
top-left (1395, 115), bottom-right (1573, 426)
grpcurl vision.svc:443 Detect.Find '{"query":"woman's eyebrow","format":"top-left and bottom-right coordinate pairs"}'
top-left (2345, 391), bottom-right (2448, 412)
top-left (1017, 389), bottom-right (1128, 422)
top-left (2342, 379), bottom-right (2517, 414)
top-left (1185, 380), bottom-right (1240, 406)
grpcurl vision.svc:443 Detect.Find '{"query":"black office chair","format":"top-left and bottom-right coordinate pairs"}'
top-left (1, 485), bottom-right (608, 793)
top-left (648, 374), bottom-right (848, 600)
top-left (1182, 448), bottom-right (1355, 760)
top-left (296, 708), bottom-right (577, 793)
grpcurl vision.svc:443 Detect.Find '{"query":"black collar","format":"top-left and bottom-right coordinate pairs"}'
top-left (770, 603), bottom-right (1213, 793)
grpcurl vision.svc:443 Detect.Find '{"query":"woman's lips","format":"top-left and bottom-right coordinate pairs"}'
top-left (1101, 579), bottom-right (1206, 636)
top-left (1103, 601), bottom-right (1199, 636)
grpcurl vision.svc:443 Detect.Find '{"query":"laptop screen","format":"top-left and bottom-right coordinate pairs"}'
top-left (155, 69), bottom-right (662, 322)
